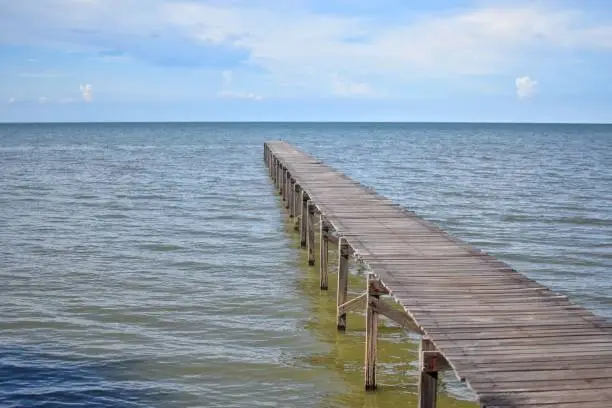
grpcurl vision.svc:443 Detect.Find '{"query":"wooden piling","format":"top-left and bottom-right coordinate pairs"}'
top-left (419, 337), bottom-right (438, 408)
top-left (264, 145), bottom-right (268, 167)
top-left (274, 159), bottom-right (279, 189)
top-left (300, 191), bottom-right (308, 248)
top-left (279, 166), bottom-right (283, 198)
top-left (281, 167), bottom-right (287, 200)
top-left (307, 201), bottom-right (315, 266)
top-left (281, 168), bottom-right (285, 200)
top-left (336, 238), bottom-right (349, 331)
top-left (319, 216), bottom-right (329, 290)
top-left (279, 165), bottom-right (283, 195)
top-left (274, 158), bottom-right (278, 185)
top-left (289, 179), bottom-right (296, 217)
top-left (293, 184), bottom-right (301, 231)
top-left (365, 274), bottom-right (379, 390)
top-left (284, 171), bottom-right (290, 210)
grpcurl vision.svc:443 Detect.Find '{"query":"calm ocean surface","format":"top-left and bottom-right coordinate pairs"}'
top-left (1, 122), bottom-right (611, 407)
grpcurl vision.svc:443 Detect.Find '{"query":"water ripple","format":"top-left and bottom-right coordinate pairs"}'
top-left (1, 122), bottom-right (611, 407)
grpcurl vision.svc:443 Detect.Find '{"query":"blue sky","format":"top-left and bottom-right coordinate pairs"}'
top-left (1, 0), bottom-right (612, 122)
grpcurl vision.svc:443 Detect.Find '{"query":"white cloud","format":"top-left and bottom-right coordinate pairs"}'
top-left (80, 84), bottom-right (93, 102)
top-left (17, 71), bottom-right (65, 78)
top-left (331, 74), bottom-right (376, 97)
top-left (222, 70), bottom-right (233, 86)
top-left (157, 2), bottom-right (612, 79)
top-left (1, 1), bottom-right (612, 95)
top-left (39, 96), bottom-right (48, 104)
top-left (96, 54), bottom-right (130, 62)
top-left (515, 76), bottom-right (537, 98)
top-left (217, 90), bottom-right (263, 101)
top-left (58, 97), bottom-right (78, 104)
top-left (217, 70), bottom-right (262, 100)
top-left (8, 97), bottom-right (16, 104)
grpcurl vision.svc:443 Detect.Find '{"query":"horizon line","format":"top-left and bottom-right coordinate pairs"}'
top-left (1, 120), bottom-right (612, 125)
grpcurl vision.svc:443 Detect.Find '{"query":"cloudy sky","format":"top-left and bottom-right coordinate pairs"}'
top-left (1, 0), bottom-right (612, 122)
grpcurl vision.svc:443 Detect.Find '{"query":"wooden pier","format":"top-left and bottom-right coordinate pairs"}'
top-left (264, 141), bottom-right (612, 408)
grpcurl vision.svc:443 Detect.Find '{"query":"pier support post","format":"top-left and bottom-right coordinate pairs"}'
top-left (274, 159), bottom-right (279, 189)
top-left (294, 184), bottom-right (301, 231)
top-left (419, 337), bottom-right (439, 408)
top-left (300, 191), bottom-right (308, 248)
top-left (336, 238), bottom-right (349, 331)
top-left (319, 216), bottom-right (329, 290)
top-left (307, 201), bottom-right (315, 266)
top-left (281, 168), bottom-right (285, 200)
top-left (284, 171), bottom-right (291, 210)
top-left (264, 145), bottom-right (268, 167)
top-left (289, 179), bottom-right (296, 217)
top-left (273, 157), bottom-right (277, 183)
top-left (281, 167), bottom-right (286, 199)
top-left (365, 273), bottom-right (379, 390)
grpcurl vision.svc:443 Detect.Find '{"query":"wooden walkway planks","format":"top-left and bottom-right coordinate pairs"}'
top-left (264, 141), bottom-right (612, 408)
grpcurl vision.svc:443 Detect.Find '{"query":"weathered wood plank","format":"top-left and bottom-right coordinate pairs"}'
top-left (370, 298), bottom-right (423, 334)
top-left (337, 292), bottom-right (366, 315)
top-left (479, 388), bottom-right (612, 406)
